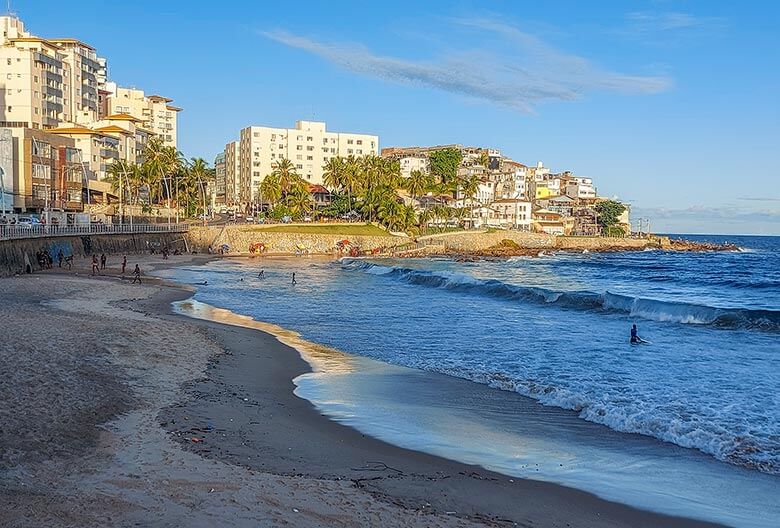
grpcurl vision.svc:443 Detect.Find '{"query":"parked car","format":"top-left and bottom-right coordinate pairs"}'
top-left (17, 216), bottom-right (41, 226)
top-left (245, 215), bottom-right (254, 222)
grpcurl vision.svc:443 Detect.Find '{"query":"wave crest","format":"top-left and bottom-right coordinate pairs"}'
top-left (343, 260), bottom-right (780, 332)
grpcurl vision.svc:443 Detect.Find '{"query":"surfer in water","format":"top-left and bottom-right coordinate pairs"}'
top-left (630, 324), bottom-right (646, 344)
top-left (291, 272), bottom-right (297, 285)
top-left (258, 270), bottom-right (264, 279)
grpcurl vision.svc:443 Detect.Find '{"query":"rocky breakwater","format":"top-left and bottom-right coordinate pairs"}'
top-left (401, 232), bottom-right (738, 260)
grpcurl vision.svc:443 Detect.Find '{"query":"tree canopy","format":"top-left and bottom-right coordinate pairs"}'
top-left (428, 148), bottom-right (462, 184)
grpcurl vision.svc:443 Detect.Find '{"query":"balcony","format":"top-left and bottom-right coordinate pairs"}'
top-left (99, 149), bottom-right (119, 160)
top-left (43, 70), bottom-right (63, 84)
top-left (33, 52), bottom-right (61, 68)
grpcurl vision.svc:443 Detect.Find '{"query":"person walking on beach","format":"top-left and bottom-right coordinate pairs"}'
top-left (100, 253), bottom-right (107, 270)
top-left (121, 255), bottom-right (127, 275)
top-left (91, 254), bottom-right (100, 276)
top-left (291, 272), bottom-right (297, 285)
top-left (131, 264), bottom-right (142, 284)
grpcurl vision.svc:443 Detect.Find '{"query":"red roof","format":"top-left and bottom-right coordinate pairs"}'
top-left (308, 184), bottom-right (330, 194)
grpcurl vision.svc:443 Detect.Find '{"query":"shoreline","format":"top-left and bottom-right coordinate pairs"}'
top-left (160, 270), bottom-right (723, 526)
top-left (0, 254), bottom-right (724, 526)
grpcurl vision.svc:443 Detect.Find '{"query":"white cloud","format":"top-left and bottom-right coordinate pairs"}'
top-left (624, 11), bottom-right (727, 35)
top-left (260, 18), bottom-right (671, 113)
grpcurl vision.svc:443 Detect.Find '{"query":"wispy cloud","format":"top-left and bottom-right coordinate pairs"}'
top-left (623, 11), bottom-right (727, 39)
top-left (260, 18), bottom-right (672, 113)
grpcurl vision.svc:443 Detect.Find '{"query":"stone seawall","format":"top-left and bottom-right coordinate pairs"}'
top-left (554, 236), bottom-right (657, 251)
top-left (0, 233), bottom-right (187, 276)
top-left (186, 226), bottom-right (406, 255)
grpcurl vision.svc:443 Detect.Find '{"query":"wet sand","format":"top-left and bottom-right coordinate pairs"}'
top-left (0, 253), bottom-right (722, 527)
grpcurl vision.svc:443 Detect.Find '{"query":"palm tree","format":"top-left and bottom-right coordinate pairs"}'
top-left (322, 156), bottom-right (346, 192)
top-left (142, 137), bottom-right (182, 223)
top-left (478, 151), bottom-right (490, 168)
top-left (285, 184), bottom-right (313, 218)
top-left (260, 173), bottom-right (282, 209)
top-left (460, 174), bottom-right (481, 228)
top-left (404, 169), bottom-right (430, 205)
top-left (188, 157), bottom-right (212, 222)
top-left (271, 158), bottom-right (301, 193)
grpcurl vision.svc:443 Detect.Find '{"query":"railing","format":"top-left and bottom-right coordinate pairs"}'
top-left (0, 223), bottom-right (189, 241)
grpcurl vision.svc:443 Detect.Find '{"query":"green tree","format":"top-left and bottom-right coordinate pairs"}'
top-left (428, 147), bottom-right (463, 184)
top-left (260, 174), bottom-right (283, 208)
top-left (404, 169), bottom-right (430, 204)
top-left (285, 183), bottom-right (313, 218)
top-left (323, 156), bottom-right (346, 192)
top-left (594, 200), bottom-right (627, 236)
top-left (271, 158), bottom-right (302, 193)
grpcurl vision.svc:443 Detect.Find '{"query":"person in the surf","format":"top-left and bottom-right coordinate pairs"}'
top-left (630, 324), bottom-right (643, 344)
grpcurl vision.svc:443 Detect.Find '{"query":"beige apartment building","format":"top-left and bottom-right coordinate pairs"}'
top-left (1, 16), bottom-right (106, 130)
top-left (104, 84), bottom-right (180, 148)
top-left (224, 140), bottom-right (240, 205)
top-left (237, 120), bottom-right (378, 201)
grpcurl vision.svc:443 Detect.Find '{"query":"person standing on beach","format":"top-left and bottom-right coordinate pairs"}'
top-left (121, 255), bottom-right (127, 275)
top-left (91, 254), bottom-right (100, 276)
top-left (291, 272), bottom-right (297, 285)
top-left (131, 264), bottom-right (142, 284)
top-left (100, 253), bottom-right (107, 270)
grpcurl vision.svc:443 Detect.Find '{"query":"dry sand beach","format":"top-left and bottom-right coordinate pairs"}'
top-left (0, 253), bottom-right (722, 527)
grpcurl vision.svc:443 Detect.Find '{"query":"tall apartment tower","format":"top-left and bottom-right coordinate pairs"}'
top-left (223, 141), bottom-right (240, 205)
top-left (237, 120), bottom-right (378, 202)
top-left (0, 15), bottom-right (106, 129)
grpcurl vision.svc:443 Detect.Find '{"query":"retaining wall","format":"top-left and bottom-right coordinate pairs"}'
top-left (0, 233), bottom-right (187, 276)
top-left (433, 231), bottom-right (556, 251)
top-left (186, 226), bottom-right (406, 255)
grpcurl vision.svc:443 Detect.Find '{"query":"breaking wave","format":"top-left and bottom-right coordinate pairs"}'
top-left (343, 260), bottom-right (780, 333)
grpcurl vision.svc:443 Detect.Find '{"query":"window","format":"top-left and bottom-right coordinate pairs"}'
top-left (356, 140), bottom-right (362, 145)
top-left (297, 135), bottom-right (303, 140)
top-left (253, 132), bottom-right (259, 137)
top-left (347, 139), bottom-right (353, 144)
top-left (296, 164), bottom-right (303, 169)
top-left (306, 156), bottom-right (313, 161)
top-left (296, 145), bottom-right (302, 150)
top-left (347, 149), bottom-right (353, 154)
top-left (296, 155), bottom-right (302, 160)
top-left (278, 144), bottom-right (283, 150)
top-left (357, 149), bottom-right (362, 154)
top-left (306, 136), bottom-right (312, 141)
top-left (32, 184), bottom-right (50, 200)
top-left (306, 146), bottom-right (313, 151)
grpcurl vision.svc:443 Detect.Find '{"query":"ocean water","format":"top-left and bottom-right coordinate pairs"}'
top-left (160, 234), bottom-right (780, 526)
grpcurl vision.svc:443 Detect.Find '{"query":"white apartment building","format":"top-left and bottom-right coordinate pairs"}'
top-left (104, 84), bottom-right (180, 147)
top-left (238, 120), bottom-right (378, 201)
top-left (565, 177), bottom-right (596, 200)
top-left (224, 141), bottom-right (240, 205)
top-left (398, 155), bottom-right (429, 178)
top-left (491, 199), bottom-right (532, 230)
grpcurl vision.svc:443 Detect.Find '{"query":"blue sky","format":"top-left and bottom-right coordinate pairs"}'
top-left (13, 0), bottom-right (780, 234)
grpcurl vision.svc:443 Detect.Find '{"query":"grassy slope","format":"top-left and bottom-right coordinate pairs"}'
top-left (247, 224), bottom-right (394, 236)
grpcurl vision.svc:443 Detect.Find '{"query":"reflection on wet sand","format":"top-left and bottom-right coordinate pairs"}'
top-left (173, 298), bottom-right (357, 375)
